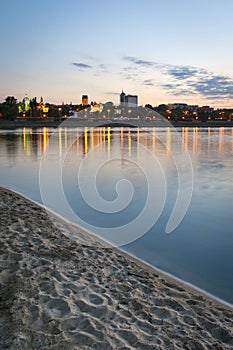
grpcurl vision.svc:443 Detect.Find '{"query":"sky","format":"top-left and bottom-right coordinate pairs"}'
top-left (1, 0), bottom-right (233, 108)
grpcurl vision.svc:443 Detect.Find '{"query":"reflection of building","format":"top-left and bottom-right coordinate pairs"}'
top-left (82, 95), bottom-right (89, 106)
top-left (120, 90), bottom-right (138, 107)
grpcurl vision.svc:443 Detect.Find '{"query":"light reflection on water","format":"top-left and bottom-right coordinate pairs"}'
top-left (0, 126), bottom-right (233, 304)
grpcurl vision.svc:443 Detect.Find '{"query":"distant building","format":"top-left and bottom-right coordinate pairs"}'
top-left (90, 101), bottom-right (103, 113)
top-left (120, 90), bottom-right (138, 107)
top-left (198, 106), bottom-right (214, 113)
top-left (168, 103), bottom-right (188, 110)
top-left (18, 94), bottom-right (30, 113)
top-left (120, 90), bottom-right (126, 105)
top-left (82, 95), bottom-right (89, 106)
top-left (187, 105), bottom-right (199, 112)
top-left (37, 96), bottom-right (49, 113)
top-left (167, 103), bottom-right (199, 112)
top-left (125, 95), bottom-right (138, 107)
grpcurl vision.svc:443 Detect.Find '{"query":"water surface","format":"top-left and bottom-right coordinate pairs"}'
top-left (0, 126), bottom-right (232, 305)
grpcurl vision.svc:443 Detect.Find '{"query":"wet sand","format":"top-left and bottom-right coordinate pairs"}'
top-left (0, 188), bottom-right (232, 349)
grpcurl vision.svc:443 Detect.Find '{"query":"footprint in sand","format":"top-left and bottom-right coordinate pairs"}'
top-left (44, 297), bottom-right (71, 318)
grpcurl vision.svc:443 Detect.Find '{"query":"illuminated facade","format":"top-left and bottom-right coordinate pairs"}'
top-left (18, 94), bottom-right (30, 113)
top-left (90, 102), bottom-right (103, 113)
top-left (37, 96), bottom-right (49, 114)
top-left (82, 95), bottom-right (89, 106)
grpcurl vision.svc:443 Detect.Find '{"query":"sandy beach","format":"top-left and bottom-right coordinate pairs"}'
top-left (0, 188), bottom-right (232, 349)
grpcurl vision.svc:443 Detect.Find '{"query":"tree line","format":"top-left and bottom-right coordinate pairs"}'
top-left (0, 96), bottom-right (71, 120)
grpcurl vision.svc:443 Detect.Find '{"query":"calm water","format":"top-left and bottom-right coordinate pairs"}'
top-left (0, 126), bottom-right (233, 305)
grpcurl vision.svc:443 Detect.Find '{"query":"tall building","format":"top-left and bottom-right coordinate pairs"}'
top-left (120, 90), bottom-right (138, 107)
top-left (82, 95), bottom-right (89, 106)
top-left (125, 94), bottom-right (138, 107)
top-left (120, 90), bottom-right (126, 105)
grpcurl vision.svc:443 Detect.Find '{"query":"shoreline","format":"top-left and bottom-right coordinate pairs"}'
top-left (1, 187), bottom-right (233, 349)
top-left (1, 119), bottom-right (233, 129)
top-left (5, 187), bottom-right (233, 310)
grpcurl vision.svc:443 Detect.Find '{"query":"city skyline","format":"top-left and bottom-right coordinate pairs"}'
top-left (1, 1), bottom-right (233, 108)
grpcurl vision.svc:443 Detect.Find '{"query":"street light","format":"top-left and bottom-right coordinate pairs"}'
top-left (58, 107), bottom-right (62, 121)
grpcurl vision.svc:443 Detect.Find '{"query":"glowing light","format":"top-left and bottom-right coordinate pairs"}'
top-left (182, 127), bottom-right (185, 148)
top-left (22, 128), bottom-right (31, 155)
top-left (39, 133), bottom-right (43, 156)
top-left (103, 127), bottom-right (106, 144)
top-left (152, 127), bottom-right (156, 153)
top-left (108, 127), bottom-right (111, 157)
top-left (192, 127), bottom-right (198, 154)
top-left (128, 129), bottom-right (131, 157)
top-left (43, 127), bottom-right (48, 152)
top-left (208, 127), bottom-right (211, 152)
top-left (120, 127), bottom-right (124, 149)
top-left (219, 127), bottom-right (224, 154)
top-left (99, 128), bottom-right (102, 150)
top-left (59, 128), bottom-right (62, 158)
top-left (185, 127), bottom-right (189, 151)
top-left (23, 127), bottom-right (26, 151)
top-left (84, 127), bottom-right (88, 155)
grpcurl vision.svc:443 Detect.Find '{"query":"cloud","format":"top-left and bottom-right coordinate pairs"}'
top-left (167, 66), bottom-right (200, 80)
top-left (96, 63), bottom-right (109, 74)
top-left (119, 56), bottom-right (155, 84)
top-left (191, 75), bottom-right (233, 98)
top-left (72, 62), bottom-right (92, 68)
top-left (144, 79), bottom-right (154, 86)
top-left (161, 64), bottom-right (233, 99)
top-left (123, 56), bottom-right (155, 67)
top-left (104, 91), bottom-right (119, 95)
top-left (121, 55), bottom-right (233, 99)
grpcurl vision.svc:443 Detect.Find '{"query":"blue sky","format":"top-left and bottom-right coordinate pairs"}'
top-left (1, 0), bottom-right (233, 107)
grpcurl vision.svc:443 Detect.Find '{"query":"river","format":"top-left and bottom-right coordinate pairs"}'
top-left (0, 126), bottom-right (232, 305)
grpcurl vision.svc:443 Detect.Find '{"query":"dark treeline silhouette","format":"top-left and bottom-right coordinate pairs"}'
top-left (145, 104), bottom-right (233, 122)
top-left (0, 96), bottom-right (233, 123)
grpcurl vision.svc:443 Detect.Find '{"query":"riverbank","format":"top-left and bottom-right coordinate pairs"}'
top-left (0, 187), bottom-right (232, 349)
top-left (1, 119), bottom-right (233, 129)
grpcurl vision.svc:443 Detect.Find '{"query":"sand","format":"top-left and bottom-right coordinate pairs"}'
top-left (0, 188), bottom-right (232, 350)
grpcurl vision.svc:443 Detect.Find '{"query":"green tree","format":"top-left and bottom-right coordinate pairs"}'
top-left (171, 108), bottom-right (183, 122)
top-left (145, 104), bottom-right (154, 110)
